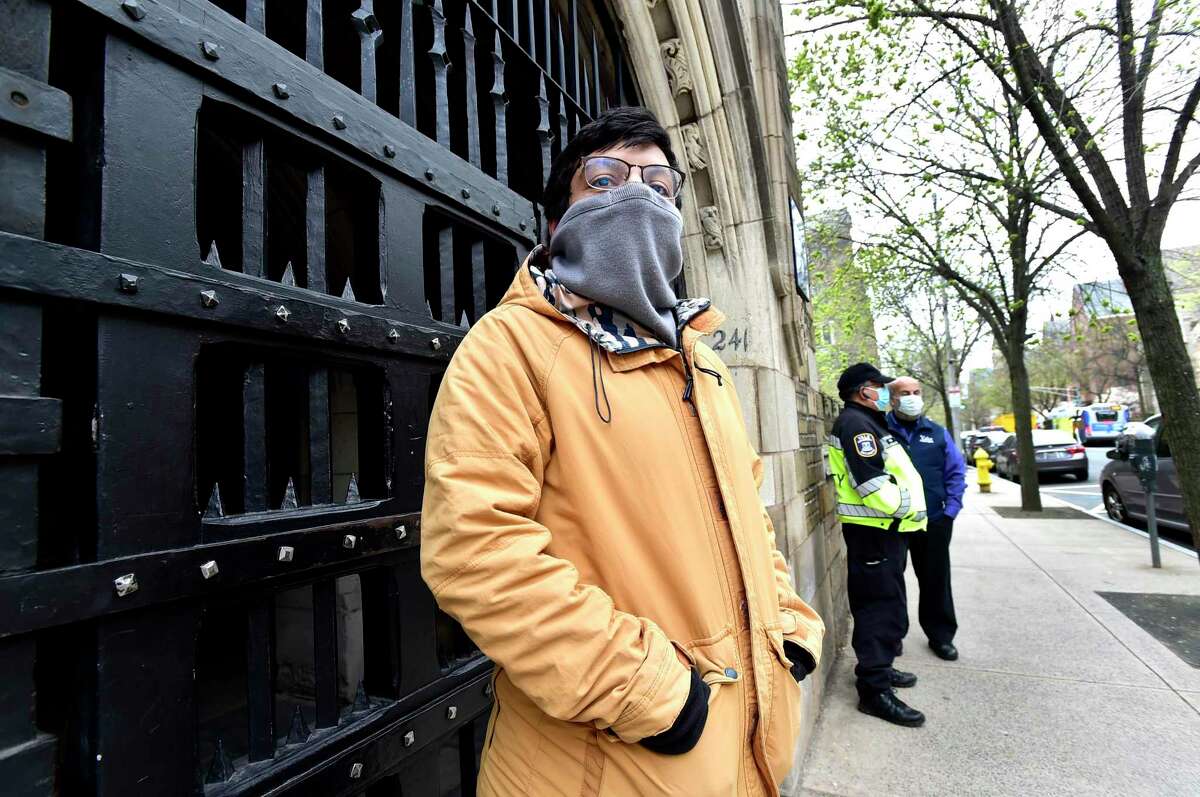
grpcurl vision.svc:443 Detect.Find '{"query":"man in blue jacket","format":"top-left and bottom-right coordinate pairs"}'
top-left (886, 376), bottom-right (966, 660)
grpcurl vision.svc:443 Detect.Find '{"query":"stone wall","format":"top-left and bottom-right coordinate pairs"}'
top-left (609, 0), bottom-right (849, 784)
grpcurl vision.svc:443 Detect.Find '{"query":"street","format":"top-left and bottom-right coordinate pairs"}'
top-left (990, 444), bottom-right (1196, 552)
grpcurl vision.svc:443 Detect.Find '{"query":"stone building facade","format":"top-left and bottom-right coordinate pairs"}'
top-left (612, 0), bottom-right (848, 783)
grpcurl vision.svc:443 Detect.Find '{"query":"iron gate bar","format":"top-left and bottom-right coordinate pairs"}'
top-left (0, 396), bottom-right (62, 456)
top-left (0, 232), bottom-right (467, 360)
top-left (0, 65), bottom-right (73, 142)
top-left (0, 509), bottom-right (420, 640)
top-left (70, 0), bottom-right (538, 238)
top-left (309, 368), bottom-right (334, 505)
top-left (430, 0), bottom-right (451, 145)
top-left (243, 137), bottom-right (266, 278)
top-left (247, 594), bottom-right (277, 762)
top-left (244, 362), bottom-right (270, 512)
top-left (305, 166), bottom-right (327, 293)
top-left (313, 576), bottom-right (341, 730)
top-left (462, 6), bottom-right (481, 170)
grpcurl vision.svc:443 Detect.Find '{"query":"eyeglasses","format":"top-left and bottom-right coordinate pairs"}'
top-left (580, 156), bottom-right (686, 200)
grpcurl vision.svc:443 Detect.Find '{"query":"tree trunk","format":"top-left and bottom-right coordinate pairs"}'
top-left (940, 389), bottom-right (954, 434)
top-left (1005, 344), bottom-right (1043, 511)
top-left (1119, 247), bottom-right (1200, 560)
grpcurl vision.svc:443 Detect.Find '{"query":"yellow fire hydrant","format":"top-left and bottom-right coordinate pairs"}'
top-left (973, 447), bottom-right (993, 493)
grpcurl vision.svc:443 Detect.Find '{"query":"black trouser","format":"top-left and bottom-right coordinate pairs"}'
top-left (904, 515), bottom-right (957, 645)
top-left (842, 522), bottom-right (908, 696)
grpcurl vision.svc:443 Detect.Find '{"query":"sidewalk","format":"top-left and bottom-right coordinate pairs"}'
top-left (796, 476), bottom-right (1200, 797)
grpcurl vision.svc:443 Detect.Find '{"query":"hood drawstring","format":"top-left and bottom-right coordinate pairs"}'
top-left (590, 337), bottom-right (612, 424)
top-left (695, 365), bottom-right (724, 386)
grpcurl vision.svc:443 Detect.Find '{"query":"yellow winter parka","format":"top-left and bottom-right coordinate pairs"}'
top-left (421, 248), bottom-right (825, 796)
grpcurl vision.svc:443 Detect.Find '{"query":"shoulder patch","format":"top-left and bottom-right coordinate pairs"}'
top-left (854, 432), bottom-right (879, 457)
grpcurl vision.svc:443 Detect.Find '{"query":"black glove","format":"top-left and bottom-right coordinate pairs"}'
top-left (783, 640), bottom-right (816, 682)
top-left (639, 668), bottom-right (709, 755)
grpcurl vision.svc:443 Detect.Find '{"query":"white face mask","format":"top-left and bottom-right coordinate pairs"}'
top-left (897, 394), bottom-right (924, 417)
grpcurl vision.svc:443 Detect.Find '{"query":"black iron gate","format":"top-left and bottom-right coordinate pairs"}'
top-left (0, 1), bottom-right (635, 793)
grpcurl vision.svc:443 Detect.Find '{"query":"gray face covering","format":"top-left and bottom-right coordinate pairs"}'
top-left (549, 181), bottom-right (684, 348)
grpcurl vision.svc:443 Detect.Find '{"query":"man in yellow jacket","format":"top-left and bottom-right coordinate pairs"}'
top-left (829, 363), bottom-right (928, 727)
top-left (421, 107), bottom-right (825, 795)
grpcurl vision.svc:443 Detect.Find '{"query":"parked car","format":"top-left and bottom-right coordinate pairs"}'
top-left (1100, 418), bottom-right (1191, 532)
top-left (964, 430), bottom-right (1011, 458)
top-left (994, 429), bottom-right (1088, 481)
top-left (1075, 403), bottom-right (1130, 445)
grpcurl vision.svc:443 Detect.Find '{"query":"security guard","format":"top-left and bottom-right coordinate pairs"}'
top-left (830, 363), bottom-right (928, 727)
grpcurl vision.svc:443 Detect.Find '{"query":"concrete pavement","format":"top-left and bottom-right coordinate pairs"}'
top-left (795, 476), bottom-right (1200, 797)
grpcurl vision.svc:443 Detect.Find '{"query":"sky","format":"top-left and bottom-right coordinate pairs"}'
top-left (781, 2), bottom-right (1200, 374)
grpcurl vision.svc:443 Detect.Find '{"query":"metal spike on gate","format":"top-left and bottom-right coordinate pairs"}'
top-left (203, 484), bottom-right (224, 518)
top-left (286, 705), bottom-right (311, 744)
top-left (281, 261), bottom-right (296, 287)
top-left (341, 280), bottom-right (356, 302)
top-left (352, 681), bottom-right (371, 712)
top-left (345, 473), bottom-right (361, 503)
top-left (280, 478), bottom-right (298, 510)
top-left (204, 738), bottom-right (235, 784)
top-left (203, 241), bottom-right (223, 268)
top-left (459, 311), bottom-right (470, 329)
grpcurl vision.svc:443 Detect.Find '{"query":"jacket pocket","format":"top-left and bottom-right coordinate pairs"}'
top-left (762, 629), bottom-right (803, 788)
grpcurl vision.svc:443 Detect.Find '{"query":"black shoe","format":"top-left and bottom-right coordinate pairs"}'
top-left (857, 690), bottom-right (925, 727)
top-left (929, 641), bottom-right (958, 661)
top-left (889, 669), bottom-right (917, 688)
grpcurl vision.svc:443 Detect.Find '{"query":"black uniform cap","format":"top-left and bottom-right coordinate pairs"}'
top-left (836, 362), bottom-right (894, 398)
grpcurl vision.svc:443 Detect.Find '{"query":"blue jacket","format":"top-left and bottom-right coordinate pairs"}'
top-left (885, 412), bottom-right (966, 521)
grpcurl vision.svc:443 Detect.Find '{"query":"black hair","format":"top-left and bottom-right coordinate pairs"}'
top-left (542, 106), bottom-right (682, 237)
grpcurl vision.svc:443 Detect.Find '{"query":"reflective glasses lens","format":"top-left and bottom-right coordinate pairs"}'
top-left (641, 165), bottom-right (681, 198)
top-left (583, 157), bottom-right (628, 190)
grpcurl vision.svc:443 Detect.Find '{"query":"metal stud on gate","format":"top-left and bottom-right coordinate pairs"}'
top-left (277, 545), bottom-right (294, 562)
top-left (114, 573), bottom-right (138, 597)
top-left (199, 290), bottom-right (219, 309)
top-left (424, 168), bottom-right (435, 181)
top-left (118, 273), bottom-right (139, 293)
top-left (336, 318), bottom-right (350, 334)
top-left (383, 144), bottom-right (396, 158)
top-left (461, 188), bottom-right (471, 199)
top-left (395, 524), bottom-right (407, 541)
top-left (121, 0), bottom-right (146, 20)
top-left (387, 327), bottom-right (400, 343)
top-left (430, 337), bottom-right (442, 351)
top-left (349, 762), bottom-right (363, 779)
top-left (343, 534), bottom-right (357, 549)
top-left (200, 41), bottom-right (220, 61)
top-left (492, 204), bottom-right (502, 216)
top-left (332, 114), bottom-right (347, 130)
top-left (272, 82), bottom-right (289, 99)
top-left (200, 560), bottom-right (219, 579)
top-left (446, 705), bottom-right (458, 720)
top-left (403, 731), bottom-right (415, 747)
top-left (275, 305), bottom-right (291, 323)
